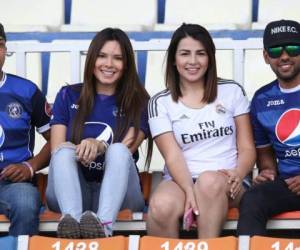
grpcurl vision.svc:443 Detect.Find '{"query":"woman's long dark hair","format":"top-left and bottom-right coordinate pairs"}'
top-left (71, 28), bottom-right (152, 168)
top-left (166, 23), bottom-right (218, 103)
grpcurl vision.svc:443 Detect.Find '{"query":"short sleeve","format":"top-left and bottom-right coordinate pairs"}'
top-left (233, 85), bottom-right (250, 117)
top-left (139, 103), bottom-right (150, 138)
top-left (31, 88), bottom-right (51, 134)
top-left (50, 87), bottom-right (70, 126)
top-left (148, 94), bottom-right (172, 138)
top-left (250, 98), bottom-right (270, 147)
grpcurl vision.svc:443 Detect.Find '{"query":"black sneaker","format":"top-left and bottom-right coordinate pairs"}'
top-left (57, 214), bottom-right (81, 239)
top-left (79, 211), bottom-right (105, 238)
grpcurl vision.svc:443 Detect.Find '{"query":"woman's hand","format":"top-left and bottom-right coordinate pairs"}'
top-left (76, 138), bottom-right (106, 166)
top-left (184, 186), bottom-right (199, 216)
top-left (219, 169), bottom-right (242, 200)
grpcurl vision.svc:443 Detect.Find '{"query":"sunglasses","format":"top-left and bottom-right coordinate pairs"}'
top-left (267, 45), bottom-right (300, 58)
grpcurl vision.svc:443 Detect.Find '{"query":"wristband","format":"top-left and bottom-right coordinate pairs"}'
top-left (22, 161), bottom-right (34, 178)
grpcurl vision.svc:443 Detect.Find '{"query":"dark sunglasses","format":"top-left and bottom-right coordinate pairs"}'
top-left (267, 45), bottom-right (300, 58)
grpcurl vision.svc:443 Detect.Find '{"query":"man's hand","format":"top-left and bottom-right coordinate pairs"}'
top-left (253, 169), bottom-right (276, 185)
top-left (285, 176), bottom-right (300, 195)
top-left (0, 163), bottom-right (32, 182)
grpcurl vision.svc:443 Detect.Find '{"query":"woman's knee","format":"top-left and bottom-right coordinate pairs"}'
top-left (50, 142), bottom-right (77, 170)
top-left (51, 142), bottom-right (76, 160)
top-left (195, 171), bottom-right (228, 198)
top-left (148, 194), bottom-right (182, 222)
top-left (106, 143), bottom-right (130, 158)
top-left (105, 143), bottom-right (132, 170)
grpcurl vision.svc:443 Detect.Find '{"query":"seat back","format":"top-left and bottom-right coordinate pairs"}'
top-left (66, 0), bottom-right (157, 31)
top-left (252, 0), bottom-right (300, 29)
top-left (0, 0), bottom-right (64, 31)
top-left (28, 235), bottom-right (128, 250)
top-left (250, 236), bottom-right (300, 250)
top-left (139, 236), bottom-right (237, 250)
top-left (161, 0), bottom-right (252, 30)
top-left (258, 0), bottom-right (300, 24)
top-left (0, 236), bottom-right (17, 250)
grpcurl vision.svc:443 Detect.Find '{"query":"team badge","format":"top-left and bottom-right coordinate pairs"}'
top-left (215, 103), bottom-right (226, 114)
top-left (6, 102), bottom-right (23, 118)
top-left (275, 109), bottom-right (300, 146)
top-left (0, 124), bottom-right (5, 148)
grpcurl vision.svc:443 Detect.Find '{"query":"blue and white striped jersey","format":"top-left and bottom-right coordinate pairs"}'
top-left (0, 73), bottom-right (50, 171)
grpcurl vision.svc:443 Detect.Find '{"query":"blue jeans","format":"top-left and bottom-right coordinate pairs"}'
top-left (0, 180), bottom-right (41, 236)
top-left (46, 142), bottom-right (145, 235)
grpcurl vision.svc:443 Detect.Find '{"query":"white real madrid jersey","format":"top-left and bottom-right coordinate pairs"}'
top-left (148, 79), bottom-right (249, 178)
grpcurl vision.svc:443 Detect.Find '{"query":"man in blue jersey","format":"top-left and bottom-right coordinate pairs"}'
top-left (237, 19), bottom-right (300, 236)
top-left (0, 23), bottom-right (51, 236)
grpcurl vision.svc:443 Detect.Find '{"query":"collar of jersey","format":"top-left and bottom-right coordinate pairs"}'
top-left (279, 81), bottom-right (300, 93)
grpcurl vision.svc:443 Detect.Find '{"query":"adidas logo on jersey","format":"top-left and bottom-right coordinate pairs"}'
top-left (179, 114), bottom-right (189, 119)
top-left (267, 99), bottom-right (285, 107)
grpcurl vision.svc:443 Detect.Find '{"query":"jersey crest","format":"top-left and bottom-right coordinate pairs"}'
top-left (6, 102), bottom-right (23, 118)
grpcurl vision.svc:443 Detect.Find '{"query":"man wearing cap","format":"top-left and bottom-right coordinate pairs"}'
top-left (0, 24), bottom-right (51, 235)
top-left (237, 19), bottom-right (300, 236)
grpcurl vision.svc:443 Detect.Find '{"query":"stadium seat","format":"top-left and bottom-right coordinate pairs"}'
top-left (250, 236), bottom-right (300, 250)
top-left (139, 236), bottom-right (237, 250)
top-left (0, 236), bottom-right (17, 250)
top-left (154, 0), bottom-right (252, 31)
top-left (252, 0), bottom-right (300, 29)
top-left (0, 0), bottom-right (64, 31)
top-left (28, 235), bottom-right (128, 250)
top-left (61, 0), bottom-right (157, 32)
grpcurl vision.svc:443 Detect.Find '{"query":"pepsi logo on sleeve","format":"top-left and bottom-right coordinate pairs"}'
top-left (275, 109), bottom-right (300, 146)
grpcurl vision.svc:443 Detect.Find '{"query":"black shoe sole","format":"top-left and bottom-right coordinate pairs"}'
top-left (57, 214), bottom-right (81, 239)
top-left (80, 211), bottom-right (105, 239)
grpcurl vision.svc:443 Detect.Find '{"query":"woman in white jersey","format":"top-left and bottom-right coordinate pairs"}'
top-left (147, 23), bottom-right (256, 238)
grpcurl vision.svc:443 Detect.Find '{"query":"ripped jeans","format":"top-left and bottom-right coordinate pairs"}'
top-left (46, 142), bottom-right (145, 235)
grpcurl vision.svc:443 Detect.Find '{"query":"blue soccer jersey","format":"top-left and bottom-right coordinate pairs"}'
top-left (251, 79), bottom-right (300, 178)
top-left (51, 83), bottom-right (149, 182)
top-left (0, 73), bottom-right (51, 171)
